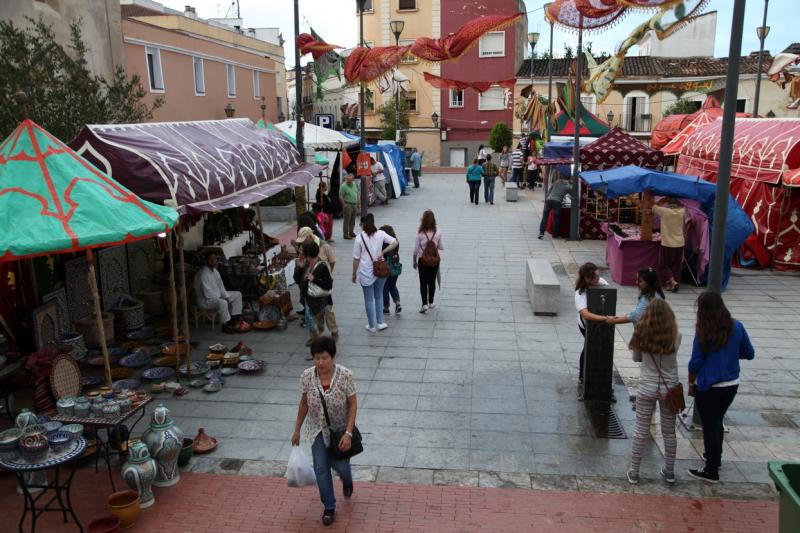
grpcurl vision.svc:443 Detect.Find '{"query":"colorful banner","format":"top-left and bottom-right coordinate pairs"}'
top-left (422, 72), bottom-right (516, 93)
top-left (410, 13), bottom-right (524, 62)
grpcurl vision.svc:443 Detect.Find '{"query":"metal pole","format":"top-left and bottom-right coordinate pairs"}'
top-left (395, 33), bottom-right (401, 143)
top-left (358, 1), bottom-right (368, 217)
top-left (570, 21), bottom-right (583, 241)
top-left (547, 19), bottom-right (554, 140)
top-left (708, 0), bottom-right (746, 293)
top-left (294, 0), bottom-right (306, 220)
top-left (530, 41), bottom-right (535, 133)
top-left (753, 0), bottom-right (769, 116)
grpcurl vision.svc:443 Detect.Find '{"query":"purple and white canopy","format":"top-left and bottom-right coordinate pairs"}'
top-left (70, 119), bottom-right (323, 215)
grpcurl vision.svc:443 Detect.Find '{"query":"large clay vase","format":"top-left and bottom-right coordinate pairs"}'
top-left (121, 441), bottom-right (157, 508)
top-left (107, 490), bottom-right (140, 530)
top-left (141, 403), bottom-right (183, 487)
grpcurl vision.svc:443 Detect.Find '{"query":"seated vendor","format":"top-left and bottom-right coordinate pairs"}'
top-left (194, 252), bottom-right (244, 333)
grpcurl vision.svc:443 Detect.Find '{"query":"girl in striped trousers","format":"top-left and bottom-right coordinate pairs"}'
top-left (626, 299), bottom-right (681, 484)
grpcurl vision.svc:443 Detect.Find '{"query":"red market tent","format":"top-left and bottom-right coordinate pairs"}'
top-left (652, 96), bottom-right (752, 153)
top-left (677, 118), bottom-right (800, 271)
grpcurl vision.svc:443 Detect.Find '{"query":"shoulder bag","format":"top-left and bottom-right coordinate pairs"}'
top-left (307, 261), bottom-right (331, 298)
top-left (361, 233), bottom-right (389, 278)
top-left (317, 384), bottom-right (363, 460)
top-left (650, 353), bottom-right (686, 413)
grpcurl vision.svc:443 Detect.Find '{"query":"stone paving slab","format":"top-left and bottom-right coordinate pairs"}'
top-left (132, 173), bottom-right (800, 499)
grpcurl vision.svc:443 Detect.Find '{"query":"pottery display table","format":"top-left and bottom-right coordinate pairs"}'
top-left (50, 395), bottom-right (153, 491)
top-left (0, 437), bottom-right (87, 533)
top-left (602, 223), bottom-right (661, 286)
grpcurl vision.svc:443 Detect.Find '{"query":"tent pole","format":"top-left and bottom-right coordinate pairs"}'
top-left (85, 249), bottom-right (112, 386)
top-left (570, 19), bottom-right (584, 241)
top-left (166, 231), bottom-right (180, 377)
top-left (177, 229), bottom-right (192, 380)
top-left (256, 203), bottom-right (270, 273)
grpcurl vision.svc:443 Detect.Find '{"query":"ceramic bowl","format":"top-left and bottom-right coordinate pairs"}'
top-left (151, 382), bottom-right (166, 393)
top-left (178, 437), bottom-right (194, 467)
top-left (188, 378), bottom-right (206, 388)
top-left (118, 398), bottom-right (132, 412)
top-left (161, 342), bottom-right (191, 357)
top-left (56, 398), bottom-right (76, 416)
top-left (43, 421), bottom-right (63, 433)
top-left (207, 360), bottom-right (221, 369)
top-left (80, 375), bottom-right (104, 388)
top-left (0, 428), bottom-right (22, 460)
top-left (86, 391), bottom-right (101, 401)
top-left (22, 424), bottom-right (46, 438)
top-left (208, 343), bottom-right (227, 354)
top-left (119, 351), bottom-right (151, 368)
top-left (220, 367), bottom-right (238, 376)
top-left (73, 401), bottom-right (91, 417)
top-left (19, 434), bottom-right (49, 463)
top-left (178, 362), bottom-right (209, 376)
top-left (125, 326), bottom-right (155, 341)
top-left (202, 382), bottom-right (222, 393)
top-left (91, 401), bottom-right (106, 417)
top-left (103, 402), bottom-right (121, 420)
top-left (47, 430), bottom-right (74, 453)
top-left (238, 359), bottom-right (266, 373)
top-left (142, 367), bottom-right (176, 381)
top-left (112, 379), bottom-right (141, 391)
top-left (61, 424), bottom-right (84, 439)
top-left (36, 415), bottom-right (51, 424)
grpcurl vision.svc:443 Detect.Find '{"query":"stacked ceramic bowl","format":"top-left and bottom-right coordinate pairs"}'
top-left (0, 428), bottom-right (22, 460)
top-left (19, 434), bottom-right (49, 462)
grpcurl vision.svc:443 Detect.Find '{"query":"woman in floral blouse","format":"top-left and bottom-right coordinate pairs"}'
top-left (291, 336), bottom-right (358, 526)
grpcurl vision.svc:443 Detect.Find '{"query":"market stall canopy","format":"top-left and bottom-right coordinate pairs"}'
top-left (69, 119), bottom-right (323, 215)
top-left (274, 121), bottom-right (360, 150)
top-left (551, 109), bottom-right (610, 137)
top-left (0, 119), bottom-right (178, 261)
top-left (255, 120), bottom-right (330, 165)
top-left (580, 128), bottom-right (663, 170)
top-left (677, 118), bottom-right (800, 186)
top-left (654, 97), bottom-right (751, 154)
top-left (580, 165), bottom-right (753, 289)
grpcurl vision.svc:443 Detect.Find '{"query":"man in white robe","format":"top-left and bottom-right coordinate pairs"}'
top-left (194, 253), bottom-right (243, 330)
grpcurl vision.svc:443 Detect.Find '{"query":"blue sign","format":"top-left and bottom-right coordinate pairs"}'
top-left (315, 114), bottom-right (335, 129)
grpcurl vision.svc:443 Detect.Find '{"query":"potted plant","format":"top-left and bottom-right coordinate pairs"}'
top-left (259, 189), bottom-right (296, 222)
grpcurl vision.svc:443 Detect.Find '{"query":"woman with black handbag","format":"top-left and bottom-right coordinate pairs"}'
top-left (291, 336), bottom-right (360, 526)
top-left (626, 299), bottom-right (682, 485)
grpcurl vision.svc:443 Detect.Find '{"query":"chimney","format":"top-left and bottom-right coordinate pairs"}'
top-left (184, 6), bottom-right (197, 18)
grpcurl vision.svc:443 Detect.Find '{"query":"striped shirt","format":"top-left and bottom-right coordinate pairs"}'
top-left (511, 149), bottom-right (524, 169)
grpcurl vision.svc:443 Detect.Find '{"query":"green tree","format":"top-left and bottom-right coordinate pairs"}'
top-left (562, 43), bottom-right (574, 59)
top-left (488, 122), bottom-right (513, 153)
top-left (377, 96), bottom-right (410, 142)
top-left (663, 98), bottom-right (699, 117)
top-left (0, 17), bottom-right (162, 140)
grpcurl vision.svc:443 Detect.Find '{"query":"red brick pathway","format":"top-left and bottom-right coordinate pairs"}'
top-left (0, 469), bottom-right (777, 532)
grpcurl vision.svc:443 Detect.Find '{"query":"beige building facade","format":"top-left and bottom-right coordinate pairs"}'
top-left (121, 3), bottom-right (283, 124)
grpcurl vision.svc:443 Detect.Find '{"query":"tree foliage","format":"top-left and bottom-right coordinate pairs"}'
top-left (488, 122), bottom-right (513, 153)
top-left (662, 98), bottom-right (698, 117)
top-left (562, 43), bottom-right (574, 59)
top-left (0, 17), bottom-right (162, 141)
top-left (377, 96), bottom-right (410, 141)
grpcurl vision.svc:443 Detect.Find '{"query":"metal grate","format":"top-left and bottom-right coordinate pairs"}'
top-left (585, 401), bottom-right (627, 439)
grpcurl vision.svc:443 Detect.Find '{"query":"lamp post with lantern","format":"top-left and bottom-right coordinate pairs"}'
top-left (527, 31), bottom-right (540, 133)
top-left (390, 20), bottom-right (405, 145)
top-left (607, 110), bottom-right (614, 127)
top-left (753, 0), bottom-right (770, 117)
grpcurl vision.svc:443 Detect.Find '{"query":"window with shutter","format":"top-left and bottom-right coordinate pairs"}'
top-left (479, 32), bottom-right (505, 57)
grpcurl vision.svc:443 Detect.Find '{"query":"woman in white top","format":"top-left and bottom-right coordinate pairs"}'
top-left (574, 262), bottom-right (610, 385)
top-left (626, 299), bottom-right (680, 485)
top-left (477, 144), bottom-right (488, 165)
top-left (352, 213), bottom-right (398, 332)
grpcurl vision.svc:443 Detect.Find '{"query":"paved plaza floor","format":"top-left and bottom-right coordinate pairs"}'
top-left (152, 172), bottom-right (799, 499)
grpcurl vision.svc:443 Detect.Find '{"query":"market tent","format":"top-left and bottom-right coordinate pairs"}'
top-left (651, 113), bottom-right (695, 150)
top-left (2, 120), bottom-right (178, 260)
top-left (580, 165), bottom-right (754, 289)
top-left (551, 109), bottom-right (610, 137)
top-left (69, 119), bottom-right (322, 215)
top-left (1, 119), bottom-right (179, 384)
top-left (364, 143), bottom-right (408, 198)
top-left (580, 128), bottom-right (664, 171)
top-left (677, 117), bottom-right (800, 270)
top-left (654, 97), bottom-right (751, 154)
top-left (273, 121), bottom-right (360, 150)
top-left (660, 112), bottom-right (716, 156)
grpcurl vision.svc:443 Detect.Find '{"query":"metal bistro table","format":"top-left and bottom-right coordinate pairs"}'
top-left (1, 437), bottom-right (87, 533)
top-left (49, 395), bottom-right (153, 491)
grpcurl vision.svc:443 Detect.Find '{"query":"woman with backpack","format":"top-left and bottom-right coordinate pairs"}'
top-left (413, 210), bottom-right (443, 313)
top-left (380, 225), bottom-right (402, 315)
top-left (352, 214), bottom-right (398, 333)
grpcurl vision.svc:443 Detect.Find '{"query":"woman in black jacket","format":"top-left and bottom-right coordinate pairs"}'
top-left (294, 240), bottom-right (333, 351)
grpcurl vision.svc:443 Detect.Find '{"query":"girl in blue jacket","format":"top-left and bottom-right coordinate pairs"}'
top-left (687, 292), bottom-right (754, 483)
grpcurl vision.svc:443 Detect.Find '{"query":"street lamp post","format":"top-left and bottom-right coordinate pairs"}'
top-left (357, 0), bottom-right (368, 216)
top-left (527, 32), bottom-right (540, 133)
top-left (753, 0), bottom-right (770, 117)
top-left (390, 20), bottom-right (405, 145)
top-left (570, 18), bottom-right (585, 241)
top-left (224, 103), bottom-right (236, 118)
top-left (606, 110), bottom-right (614, 126)
top-left (293, 0), bottom-right (306, 219)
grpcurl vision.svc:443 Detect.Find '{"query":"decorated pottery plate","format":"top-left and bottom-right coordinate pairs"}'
top-left (188, 378), bottom-right (206, 388)
top-left (238, 355), bottom-right (253, 362)
top-left (87, 355), bottom-right (119, 367)
top-left (142, 367), bottom-right (176, 381)
top-left (220, 367), bottom-right (238, 376)
top-left (208, 343), bottom-right (227, 353)
top-left (125, 327), bottom-right (155, 341)
top-left (80, 375), bottom-right (104, 388)
top-left (237, 359), bottom-right (266, 373)
top-left (119, 352), bottom-right (151, 368)
top-left (161, 342), bottom-right (191, 357)
top-left (153, 355), bottom-right (178, 367)
top-left (178, 362), bottom-right (210, 375)
top-left (112, 379), bottom-right (141, 391)
top-left (202, 382), bottom-right (222, 393)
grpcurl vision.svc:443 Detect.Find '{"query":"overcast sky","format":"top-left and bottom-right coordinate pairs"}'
top-left (159, 0), bottom-right (794, 68)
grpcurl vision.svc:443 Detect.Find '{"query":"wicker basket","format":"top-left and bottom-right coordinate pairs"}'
top-left (112, 296), bottom-right (145, 332)
top-left (75, 313), bottom-right (115, 348)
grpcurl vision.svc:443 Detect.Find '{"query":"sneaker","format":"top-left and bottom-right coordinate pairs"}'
top-left (365, 325), bottom-right (376, 333)
top-left (626, 469), bottom-right (639, 485)
top-left (538, 234), bottom-right (543, 240)
top-left (322, 509), bottom-right (335, 526)
top-left (429, 302), bottom-right (436, 309)
top-left (660, 467), bottom-right (676, 484)
top-left (377, 323), bottom-right (388, 331)
top-left (343, 483), bottom-right (353, 498)
top-left (383, 308), bottom-right (390, 314)
top-left (688, 468), bottom-right (719, 484)
top-left (420, 305), bottom-right (429, 313)
top-left (395, 304), bottom-right (402, 314)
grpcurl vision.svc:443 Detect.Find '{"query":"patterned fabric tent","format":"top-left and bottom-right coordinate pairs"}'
top-left (580, 127), bottom-right (664, 170)
top-left (551, 109), bottom-right (610, 137)
top-left (1, 119), bottom-right (178, 261)
top-left (677, 118), bottom-right (800, 271)
top-left (69, 119), bottom-right (323, 215)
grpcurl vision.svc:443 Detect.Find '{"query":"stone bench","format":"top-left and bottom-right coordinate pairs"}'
top-left (526, 258), bottom-right (560, 316)
top-left (505, 182), bottom-right (518, 202)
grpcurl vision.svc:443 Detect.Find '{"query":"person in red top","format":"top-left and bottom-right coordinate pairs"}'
top-left (313, 202), bottom-right (333, 242)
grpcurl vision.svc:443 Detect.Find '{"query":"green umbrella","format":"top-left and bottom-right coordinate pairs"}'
top-left (0, 119), bottom-right (178, 261)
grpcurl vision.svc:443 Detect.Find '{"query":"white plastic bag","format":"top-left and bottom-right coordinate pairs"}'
top-left (286, 446), bottom-right (316, 487)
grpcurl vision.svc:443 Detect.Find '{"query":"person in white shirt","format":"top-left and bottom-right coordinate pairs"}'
top-left (574, 262), bottom-right (610, 386)
top-left (352, 213), bottom-right (398, 332)
top-left (370, 156), bottom-right (388, 205)
top-left (194, 253), bottom-right (243, 332)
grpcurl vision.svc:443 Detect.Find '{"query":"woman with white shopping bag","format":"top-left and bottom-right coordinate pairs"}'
top-left (291, 336), bottom-right (359, 526)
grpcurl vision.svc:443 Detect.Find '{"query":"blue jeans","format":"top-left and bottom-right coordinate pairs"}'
top-left (511, 167), bottom-right (523, 184)
top-left (361, 277), bottom-right (386, 329)
top-left (311, 432), bottom-right (353, 511)
top-left (539, 199), bottom-right (562, 237)
top-left (483, 176), bottom-right (495, 203)
top-left (304, 303), bottom-right (326, 336)
top-left (383, 275), bottom-right (400, 310)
